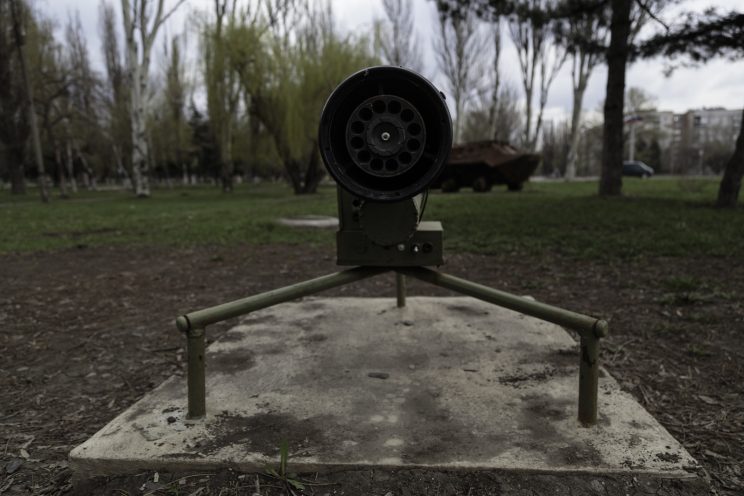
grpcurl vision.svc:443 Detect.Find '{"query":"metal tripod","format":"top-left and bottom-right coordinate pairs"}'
top-left (176, 267), bottom-right (608, 426)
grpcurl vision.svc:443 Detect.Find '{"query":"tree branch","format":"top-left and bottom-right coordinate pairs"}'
top-left (634, 0), bottom-right (669, 32)
top-left (149, 0), bottom-right (186, 46)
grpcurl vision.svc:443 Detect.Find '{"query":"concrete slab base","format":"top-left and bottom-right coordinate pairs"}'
top-left (70, 297), bottom-right (698, 481)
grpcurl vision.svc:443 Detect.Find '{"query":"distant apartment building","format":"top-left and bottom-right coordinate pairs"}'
top-left (555, 107), bottom-right (740, 177)
top-left (632, 107), bottom-right (741, 174)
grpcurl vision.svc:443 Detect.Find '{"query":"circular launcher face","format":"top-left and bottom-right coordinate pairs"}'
top-left (345, 95), bottom-right (427, 178)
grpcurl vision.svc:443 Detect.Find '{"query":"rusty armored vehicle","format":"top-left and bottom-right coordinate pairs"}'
top-left (432, 140), bottom-right (540, 192)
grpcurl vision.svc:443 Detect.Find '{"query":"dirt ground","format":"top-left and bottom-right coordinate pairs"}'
top-left (1, 244), bottom-right (742, 495)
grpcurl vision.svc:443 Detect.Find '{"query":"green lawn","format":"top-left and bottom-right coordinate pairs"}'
top-left (1, 177), bottom-right (742, 259)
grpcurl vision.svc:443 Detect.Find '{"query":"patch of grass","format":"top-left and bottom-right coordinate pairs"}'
top-left (264, 440), bottom-right (306, 492)
top-left (681, 311), bottom-right (721, 324)
top-left (263, 440), bottom-right (333, 494)
top-left (658, 276), bottom-right (736, 306)
top-left (428, 177), bottom-right (743, 259)
top-left (686, 344), bottom-right (714, 358)
top-left (650, 324), bottom-right (677, 335)
top-left (658, 291), bottom-right (716, 306)
top-left (0, 183), bottom-right (336, 253)
top-left (1, 177), bottom-right (742, 259)
top-left (662, 276), bottom-right (703, 293)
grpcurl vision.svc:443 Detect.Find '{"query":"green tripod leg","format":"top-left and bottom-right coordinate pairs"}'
top-left (396, 272), bottom-right (406, 308)
top-left (177, 266), bottom-right (389, 418)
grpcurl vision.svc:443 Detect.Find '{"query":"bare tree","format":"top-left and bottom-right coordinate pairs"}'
top-left (562, 8), bottom-right (607, 180)
top-left (202, 0), bottom-right (250, 192)
top-left (163, 35), bottom-right (188, 181)
top-left (599, 0), bottom-right (671, 196)
top-left (542, 119), bottom-right (571, 176)
top-left (0, 0), bottom-right (30, 195)
top-left (36, 41), bottom-right (71, 198)
top-left (461, 18), bottom-right (523, 145)
top-left (10, 0), bottom-right (48, 202)
top-left (486, 20), bottom-right (502, 140)
top-left (376, 0), bottom-right (423, 72)
top-left (149, 33), bottom-right (189, 187)
top-left (508, 0), bottom-right (567, 152)
top-left (461, 84), bottom-right (523, 145)
top-left (562, 1), bottom-right (663, 180)
top-left (64, 12), bottom-right (100, 191)
top-left (625, 86), bottom-right (655, 114)
top-left (434, 5), bottom-right (488, 144)
top-left (120, 0), bottom-right (185, 198)
top-left (100, 1), bottom-right (132, 188)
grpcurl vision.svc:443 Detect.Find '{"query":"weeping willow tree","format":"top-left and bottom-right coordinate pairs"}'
top-left (201, 1), bottom-right (262, 192)
top-left (232, 2), bottom-right (377, 194)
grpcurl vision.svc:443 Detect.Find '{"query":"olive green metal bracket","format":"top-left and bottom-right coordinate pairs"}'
top-left (396, 273), bottom-right (406, 308)
top-left (186, 327), bottom-right (206, 419)
top-left (397, 267), bottom-right (608, 426)
top-left (176, 266), bottom-right (387, 419)
top-left (176, 266), bottom-right (607, 426)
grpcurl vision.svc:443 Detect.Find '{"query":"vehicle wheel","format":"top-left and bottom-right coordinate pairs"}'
top-left (507, 182), bottom-right (523, 192)
top-left (441, 178), bottom-right (460, 193)
top-left (472, 176), bottom-right (492, 192)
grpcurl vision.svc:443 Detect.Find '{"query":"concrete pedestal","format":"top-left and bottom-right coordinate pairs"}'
top-left (70, 297), bottom-right (697, 481)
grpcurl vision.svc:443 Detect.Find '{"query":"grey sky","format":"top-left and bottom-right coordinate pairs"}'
top-left (42, 0), bottom-right (744, 123)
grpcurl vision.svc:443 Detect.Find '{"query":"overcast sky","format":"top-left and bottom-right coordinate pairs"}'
top-left (41, 0), bottom-right (744, 123)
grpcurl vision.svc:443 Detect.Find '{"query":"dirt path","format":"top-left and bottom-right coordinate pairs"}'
top-left (1, 244), bottom-right (742, 495)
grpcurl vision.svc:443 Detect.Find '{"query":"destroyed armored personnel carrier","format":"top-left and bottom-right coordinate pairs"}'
top-left (432, 140), bottom-right (541, 192)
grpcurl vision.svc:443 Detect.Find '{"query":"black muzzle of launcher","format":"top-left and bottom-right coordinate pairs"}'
top-left (318, 66), bottom-right (452, 266)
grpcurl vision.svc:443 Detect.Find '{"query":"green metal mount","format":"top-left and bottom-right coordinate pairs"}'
top-left (176, 266), bottom-right (608, 426)
top-left (335, 189), bottom-right (443, 266)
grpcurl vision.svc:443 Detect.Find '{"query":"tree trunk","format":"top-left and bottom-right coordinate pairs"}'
top-left (523, 76), bottom-right (534, 150)
top-left (190, 157), bottom-right (198, 184)
top-left (600, 0), bottom-right (632, 197)
top-left (283, 151), bottom-right (325, 195)
top-left (72, 145), bottom-right (97, 191)
top-left (488, 21), bottom-right (501, 141)
top-left (715, 108), bottom-right (744, 208)
top-left (130, 61), bottom-right (151, 197)
top-left (524, 31), bottom-right (539, 150)
top-left (9, 148), bottom-right (26, 194)
top-left (566, 53), bottom-right (590, 181)
top-left (122, 0), bottom-right (154, 199)
top-left (54, 143), bottom-right (69, 198)
top-left (65, 140), bottom-right (78, 193)
top-left (285, 159), bottom-right (304, 194)
top-left (534, 86), bottom-right (549, 152)
top-left (565, 85), bottom-right (584, 180)
top-left (220, 129), bottom-right (234, 192)
top-left (113, 143), bottom-right (132, 191)
top-left (300, 150), bottom-right (324, 194)
top-left (221, 165), bottom-right (234, 192)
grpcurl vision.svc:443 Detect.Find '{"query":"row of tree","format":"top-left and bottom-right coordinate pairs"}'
top-left (0, 0), bottom-right (378, 198)
top-left (0, 0), bottom-right (742, 206)
top-left (434, 0), bottom-right (743, 207)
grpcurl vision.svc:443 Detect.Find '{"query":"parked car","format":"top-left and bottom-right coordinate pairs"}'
top-left (623, 160), bottom-right (654, 178)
